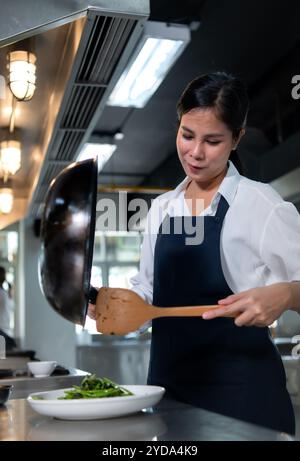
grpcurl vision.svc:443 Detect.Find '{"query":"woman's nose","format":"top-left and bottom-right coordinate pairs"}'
top-left (190, 141), bottom-right (205, 160)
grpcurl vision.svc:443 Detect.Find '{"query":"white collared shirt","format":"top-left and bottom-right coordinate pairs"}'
top-left (130, 161), bottom-right (300, 304)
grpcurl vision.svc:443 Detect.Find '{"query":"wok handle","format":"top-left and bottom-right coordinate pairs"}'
top-left (89, 286), bottom-right (99, 304)
top-left (152, 305), bottom-right (237, 318)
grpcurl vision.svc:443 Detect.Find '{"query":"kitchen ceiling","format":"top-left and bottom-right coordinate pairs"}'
top-left (1, 0), bottom-right (300, 229)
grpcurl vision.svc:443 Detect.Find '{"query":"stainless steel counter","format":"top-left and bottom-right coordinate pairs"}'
top-left (0, 396), bottom-right (297, 441)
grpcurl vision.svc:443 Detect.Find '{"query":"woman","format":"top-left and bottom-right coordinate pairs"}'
top-left (90, 72), bottom-right (300, 434)
top-left (129, 72), bottom-right (300, 435)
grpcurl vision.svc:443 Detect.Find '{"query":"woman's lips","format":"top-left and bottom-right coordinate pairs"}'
top-left (187, 163), bottom-right (205, 173)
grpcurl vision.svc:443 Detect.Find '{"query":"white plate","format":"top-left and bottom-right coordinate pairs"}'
top-left (27, 385), bottom-right (165, 420)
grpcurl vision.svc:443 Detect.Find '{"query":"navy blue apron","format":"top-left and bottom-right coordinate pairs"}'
top-left (148, 195), bottom-right (295, 435)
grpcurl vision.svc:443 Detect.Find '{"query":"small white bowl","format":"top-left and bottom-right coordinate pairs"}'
top-left (27, 361), bottom-right (57, 378)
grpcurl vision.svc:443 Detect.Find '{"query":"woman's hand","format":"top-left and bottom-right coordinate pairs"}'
top-left (202, 282), bottom-right (292, 327)
top-left (87, 286), bottom-right (99, 320)
top-left (87, 303), bottom-right (96, 320)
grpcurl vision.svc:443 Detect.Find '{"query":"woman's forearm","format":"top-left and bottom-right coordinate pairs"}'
top-left (288, 281), bottom-right (300, 313)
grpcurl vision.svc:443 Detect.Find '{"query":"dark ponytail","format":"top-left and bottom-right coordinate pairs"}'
top-left (176, 72), bottom-right (249, 173)
top-left (228, 149), bottom-right (243, 174)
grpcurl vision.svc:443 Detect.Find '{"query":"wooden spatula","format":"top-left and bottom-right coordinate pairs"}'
top-left (95, 287), bottom-right (235, 336)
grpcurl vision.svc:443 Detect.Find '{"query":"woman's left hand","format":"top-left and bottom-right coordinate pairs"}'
top-left (202, 282), bottom-right (292, 327)
top-left (87, 303), bottom-right (96, 320)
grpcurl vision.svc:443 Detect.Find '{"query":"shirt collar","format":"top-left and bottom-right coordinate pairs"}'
top-left (173, 160), bottom-right (241, 208)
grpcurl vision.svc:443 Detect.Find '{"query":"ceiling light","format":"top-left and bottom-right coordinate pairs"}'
top-left (77, 143), bottom-right (116, 172)
top-left (7, 51), bottom-right (37, 101)
top-left (114, 131), bottom-right (124, 141)
top-left (107, 21), bottom-right (190, 108)
top-left (0, 140), bottom-right (21, 176)
top-left (0, 188), bottom-right (13, 214)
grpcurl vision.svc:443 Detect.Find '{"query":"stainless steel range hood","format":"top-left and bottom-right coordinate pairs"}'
top-left (0, 0), bottom-right (149, 228)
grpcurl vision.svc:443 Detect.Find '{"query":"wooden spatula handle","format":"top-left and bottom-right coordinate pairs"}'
top-left (152, 305), bottom-right (236, 318)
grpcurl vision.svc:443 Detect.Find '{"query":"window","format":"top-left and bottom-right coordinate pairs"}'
top-left (108, 266), bottom-right (139, 288)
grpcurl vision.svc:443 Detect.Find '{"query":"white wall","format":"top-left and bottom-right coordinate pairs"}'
top-left (19, 218), bottom-right (76, 367)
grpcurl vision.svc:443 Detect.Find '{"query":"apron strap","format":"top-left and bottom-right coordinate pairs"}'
top-left (215, 194), bottom-right (229, 224)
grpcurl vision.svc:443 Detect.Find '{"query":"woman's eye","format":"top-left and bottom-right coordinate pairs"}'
top-left (182, 134), bottom-right (193, 140)
top-left (206, 140), bottom-right (220, 145)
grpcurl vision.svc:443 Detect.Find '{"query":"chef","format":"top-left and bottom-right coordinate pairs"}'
top-left (90, 72), bottom-right (300, 435)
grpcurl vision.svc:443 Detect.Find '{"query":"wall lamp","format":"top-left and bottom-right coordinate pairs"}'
top-left (107, 21), bottom-right (191, 108)
top-left (0, 139), bottom-right (21, 177)
top-left (7, 50), bottom-right (37, 101)
top-left (0, 179), bottom-right (13, 214)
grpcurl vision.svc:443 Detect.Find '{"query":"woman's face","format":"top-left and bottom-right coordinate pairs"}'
top-left (176, 107), bottom-right (242, 183)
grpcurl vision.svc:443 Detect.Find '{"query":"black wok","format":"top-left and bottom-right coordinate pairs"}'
top-left (39, 159), bottom-right (97, 326)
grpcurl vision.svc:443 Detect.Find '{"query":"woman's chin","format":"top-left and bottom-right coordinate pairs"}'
top-left (186, 169), bottom-right (208, 180)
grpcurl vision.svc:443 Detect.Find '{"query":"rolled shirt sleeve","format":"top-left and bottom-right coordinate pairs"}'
top-left (260, 202), bottom-right (300, 282)
top-left (130, 230), bottom-right (155, 304)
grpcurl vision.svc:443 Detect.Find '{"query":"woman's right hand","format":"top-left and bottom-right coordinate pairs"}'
top-left (87, 286), bottom-right (99, 320)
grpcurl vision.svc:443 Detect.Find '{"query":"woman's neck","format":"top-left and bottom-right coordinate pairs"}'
top-left (184, 165), bottom-right (228, 215)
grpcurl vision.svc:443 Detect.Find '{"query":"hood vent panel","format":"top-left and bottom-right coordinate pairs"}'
top-left (77, 16), bottom-right (137, 83)
top-left (61, 86), bottom-right (105, 129)
top-left (56, 130), bottom-right (86, 161)
top-left (29, 9), bottom-right (145, 217)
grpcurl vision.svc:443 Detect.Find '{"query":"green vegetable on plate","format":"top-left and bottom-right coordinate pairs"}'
top-left (58, 374), bottom-right (134, 399)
